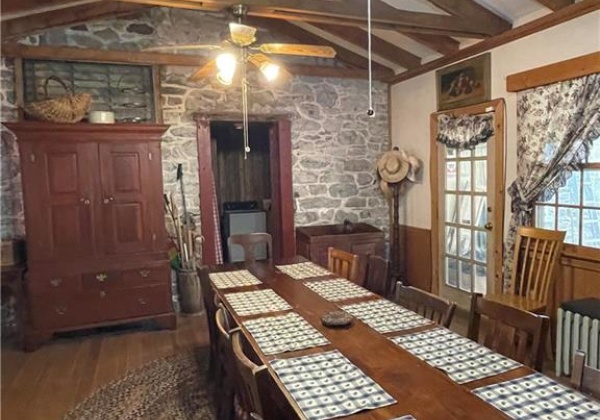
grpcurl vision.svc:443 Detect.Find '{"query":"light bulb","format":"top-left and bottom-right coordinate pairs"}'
top-left (216, 71), bottom-right (234, 86)
top-left (216, 53), bottom-right (236, 72)
top-left (260, 62), bottom-right (280, 82)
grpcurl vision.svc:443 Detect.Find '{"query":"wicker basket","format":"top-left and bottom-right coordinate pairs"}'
top-left (23, 76), bottom-right (92, 123)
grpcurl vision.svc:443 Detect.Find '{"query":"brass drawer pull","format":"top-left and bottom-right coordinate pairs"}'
top-left (96, 273), bottom-right (108, 282)
top-left (55, 305), bottom-right (67, 315)
top-left (49, 278), bottom-right (63, 287)
top-left (139, 269), bottom-right (150, 278)
top-left (138, 298), bottom-right (147, 305)
top-left (100, 291), bottom-right (106, 299)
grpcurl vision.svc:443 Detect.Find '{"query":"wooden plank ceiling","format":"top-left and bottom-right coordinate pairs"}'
top-left (1, 0), bottom-right (588, 82)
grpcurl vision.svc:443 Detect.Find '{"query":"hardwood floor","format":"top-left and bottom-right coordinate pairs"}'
top-left (1, 315), bottom-right (210, 420)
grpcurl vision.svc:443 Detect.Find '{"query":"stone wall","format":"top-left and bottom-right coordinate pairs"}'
top-left (0, 7), bottom-right (391, 240)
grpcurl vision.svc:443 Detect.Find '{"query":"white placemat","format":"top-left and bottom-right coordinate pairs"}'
top-left (224, 289), bottom-right (291, 317)
top-left (276, 262), bottom-right (331, 280)
top-left (341, 299), bottom-right (432, 333)
top-left (391, 327), bottom-right (521, 384)
top-left (209, 269), bottom-right (262, 289)
top-left (270, 350), bottom-right (396, 420)
top-left (243, 312), bottom-right (329, 355)
top-left (304, 278), bottom-right (373, 302)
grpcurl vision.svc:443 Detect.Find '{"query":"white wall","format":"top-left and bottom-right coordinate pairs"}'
top-left (390, 11), bottom-right (600, 232)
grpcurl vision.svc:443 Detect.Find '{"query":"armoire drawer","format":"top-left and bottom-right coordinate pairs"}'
top-left (97, 285), bottom-right (172, 322)
top-left (82, 265), bottom-right (170, 291)
top-left (28, 273), bottom-right (82, 296)
top-left (30, 293), bottom-right (99, 330)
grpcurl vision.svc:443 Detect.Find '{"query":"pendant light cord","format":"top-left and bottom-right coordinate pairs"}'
top-left (242, 48), bottom-right (250, 160)
top-left (367, 0), bottom-right (374, 117)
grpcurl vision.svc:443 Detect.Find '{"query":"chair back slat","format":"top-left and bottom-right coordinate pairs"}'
top-left (395, 284), bottom-right (456, 328)
top-left (327, 247), bottom-right (361, 284)
top-left (571, 351), bottom-right (600, 399)
top-left (231, 331), bottom-right (267, 418)
top-left (468, 293), bottom-right (549, 371)
top-left (509, 227), bottom-right (565, 304)
top-left (198, 267), bottom-right (219, 378)
top-left (229, 233), bottom-right (273, 263)
top-left (364, 255), bottom-right (390, 296)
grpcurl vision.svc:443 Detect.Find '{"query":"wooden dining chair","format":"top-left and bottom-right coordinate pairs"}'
top-left (231, 330), bottom-right (269, 419)
top-left (198, 266), bottom-right (219, 380)
top-left (486, 226), bottom-right (565, 313)
top-left (228, 233), bottom-right (273, 263)
top-left (215, 306), bottom-right (238, 420)
top-left (395, 284), bottom-right (456, 328)
top-left (468, 293), bottom-right (549, 371)
top-left (571, 351), bottom-right (600, 399)
top-left (327, 247), bottom-right (361, 284)
top-left (363, 255), bottom-right (391, 297)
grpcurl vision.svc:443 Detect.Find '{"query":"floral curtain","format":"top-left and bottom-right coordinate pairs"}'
top-left (503, 73), bottom-right (600, 287)
top-left (436, 112), bottom-right (495, 150)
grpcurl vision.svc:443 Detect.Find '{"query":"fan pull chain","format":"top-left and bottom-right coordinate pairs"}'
top-left (242, 49), bottom-right (250, 160)
top-left (367, 0), bottom-right (374, 117)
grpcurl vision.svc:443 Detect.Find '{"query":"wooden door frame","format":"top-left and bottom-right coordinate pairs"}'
top-left (195, 112), bottom-right (295, 265)
top-left (429, 99), bottom-right (505, 296)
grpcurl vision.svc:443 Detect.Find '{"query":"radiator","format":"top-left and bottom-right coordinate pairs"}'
top-left (555, 307), bottom-right (600, 376)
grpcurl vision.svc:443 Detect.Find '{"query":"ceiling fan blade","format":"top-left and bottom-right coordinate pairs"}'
top-left (144, 44), bottom-right (222, 52)
top-left (188, 59), bottom-right (217, 82)
top-left (257, 44), bottom-right (336, 58)
top-left (248, 53), bottom-right (292, 85)
top-left (229, 22), bottom-right (257, 47)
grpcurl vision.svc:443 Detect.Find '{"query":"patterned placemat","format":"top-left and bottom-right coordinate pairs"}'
top-left (340, 299), bottom-right (432, 333)
top-left (209, 270), bottom-right (262, 289)
top-left (276, 262), bottom-right (331, 280)
top-left (224, 289), bottom-right (292, 317)
top-left (243, 312), bottom-right (329, 355)
top-left (391, 327), bottom-right (521, 384)
top-left (473, 372), bottom-right (600, 419)
top-left (270, 350), bottom-right (396, 420)
top-left (304, 278), bottom-right (373, 302)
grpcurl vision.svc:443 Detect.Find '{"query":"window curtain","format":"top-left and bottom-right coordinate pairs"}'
top-left (210, 174), bottom-right (224, 265)
top-left (503, 73), bottom-right (600, 287)
top-left (436, 112), bottom-right (495, 150)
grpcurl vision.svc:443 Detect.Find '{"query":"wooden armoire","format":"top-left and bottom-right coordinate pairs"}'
top-left (6, 122), bottom-right (176, 350)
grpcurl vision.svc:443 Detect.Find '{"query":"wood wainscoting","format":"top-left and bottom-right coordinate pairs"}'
top-left (398, 225), bottom-right (432, 292)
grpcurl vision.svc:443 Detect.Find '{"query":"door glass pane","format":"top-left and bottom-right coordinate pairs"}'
top-left (459, 195), bottom-right (472, 225)
top-left (458, 161), bottom-right (471, 191)
top-left (445, 257), bottom-right (458, 287)
top-left (459, 148), bottom-right (471, 158)
top-left (446, 162), bottom-right (457, 191)
top-left (583, 169), bottom-right (600, 207)
top-left (535, 205), bottom-right (556, 230)
top-left (458, 228), bottom-right (471, 258)
top-left (474, 160), bottom-right (487, 192)
top-left (446, 226), bottom-right (457, 255)
top-left (459, 261), bottom-right (472, 292)
top-left (474, 231), bottom-right (487, 263)
top-left (474, 142), bottom-right (487, 157)
top-left (582, 209), bottom-right (600, 249)
top-left (446, 147), bottom-right (457, 158)
top-left (587, 140), bottom-right (600, 163)
top-left (474, 264), bottom-right (487, 293)
top-left (473, 196), bottom-right (487, 228)
top-left (445, 194), bottom-right (457, 223)
top-left (558, 171), bottom-right (580, 205)
top-left (557, 207), bottom-right (580, 245)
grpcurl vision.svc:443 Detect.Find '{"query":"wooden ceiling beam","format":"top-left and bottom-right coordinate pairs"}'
top-left (534, 0), bottom-right (575, 11)
top-left (1, 2), bottom-right (144, 40)
top-left (0, 43), bottom-right (392, 80)
top-left (1, 0), bottom-right (102, 21)
top-left (398, 32), bottom-right (459, 56)
top-left (248, 17), bottom-right (394, 75)
top-left (424, 0), bottom-right (512, 34)
top-left (310, 23), bottom-right (421, 70)
top-left (113, 0), bottom-right (497, 38)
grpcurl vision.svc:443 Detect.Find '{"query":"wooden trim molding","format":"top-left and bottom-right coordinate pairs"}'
top-left (388, 0), bottom-right (600, 85)
top-left (506, 51), bottom-right (600, 92)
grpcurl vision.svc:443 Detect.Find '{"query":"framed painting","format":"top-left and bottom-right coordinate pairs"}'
top-left (436, 53), bottom-right (491, 111)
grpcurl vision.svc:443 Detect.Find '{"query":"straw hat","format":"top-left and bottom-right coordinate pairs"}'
top-left (377, 149), bottom-right (409, 184)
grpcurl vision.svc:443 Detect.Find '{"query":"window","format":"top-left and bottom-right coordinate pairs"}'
top-left (535, 139), bottom-right (600, 249)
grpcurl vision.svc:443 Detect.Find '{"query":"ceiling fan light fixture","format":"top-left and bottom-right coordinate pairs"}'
top-left (260, 62), bottom-right (280, 82)
top-left (216, 52), bottom-right (237, 85)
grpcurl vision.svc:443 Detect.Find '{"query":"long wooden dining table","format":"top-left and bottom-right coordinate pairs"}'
top-left (207, 256), bottom-right (538, 419)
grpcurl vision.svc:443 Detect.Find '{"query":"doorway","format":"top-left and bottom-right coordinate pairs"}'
top-left (196, 114), bottom-right (294, 265)
top-left (430, 100), bottom-right (505, 309)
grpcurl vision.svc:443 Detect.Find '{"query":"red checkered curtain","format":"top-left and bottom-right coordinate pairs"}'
top-left (210, 173), bottom-right (223, 264)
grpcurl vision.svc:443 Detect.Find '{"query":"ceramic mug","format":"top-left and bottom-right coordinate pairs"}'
top-left (89, 111), bottom-right (115, 124)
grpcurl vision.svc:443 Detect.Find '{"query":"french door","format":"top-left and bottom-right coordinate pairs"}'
top-left (431, 100), bottom-right (505, 309)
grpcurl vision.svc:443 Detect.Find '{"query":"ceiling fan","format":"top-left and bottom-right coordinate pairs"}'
top-left (145, 4), bottom-right (337, 85)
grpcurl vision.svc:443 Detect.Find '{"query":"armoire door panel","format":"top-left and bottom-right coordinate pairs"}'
top-left (20, 142), bottom-right (98, 261)
top-left (99, 143), bottom-right (153, 255)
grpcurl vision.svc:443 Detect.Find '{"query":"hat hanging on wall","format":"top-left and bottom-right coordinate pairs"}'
top-left (377, 149), bottom-right (410, 183)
